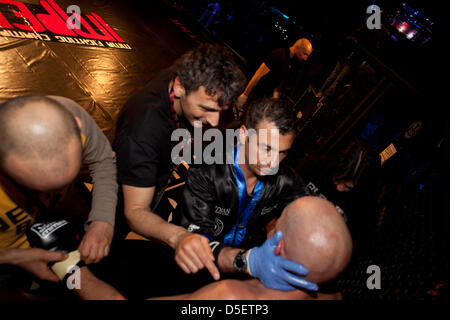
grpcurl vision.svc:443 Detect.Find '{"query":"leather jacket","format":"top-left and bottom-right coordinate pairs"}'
top-left (172, 158), bottom-right (309, 249)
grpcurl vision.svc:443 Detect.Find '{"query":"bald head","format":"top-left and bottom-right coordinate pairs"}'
top-left (291, 38), bottom-right (313, 62)
top-left (0, 95), bottom-right (82, 192)
top-left (276, 196), bottom-right (352, 285)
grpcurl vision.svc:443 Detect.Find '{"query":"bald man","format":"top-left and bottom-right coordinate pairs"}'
top-left (0, 95), bottom-right (117, 289)
top-left (150, 196), bottom-right (352, 300)
top-left (237, 38), bottom-right (313, 109)
top-left (75, 196), bottom-right (352, 300)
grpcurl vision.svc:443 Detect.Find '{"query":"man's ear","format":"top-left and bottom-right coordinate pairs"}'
top-left (239, 125), bottom-right (248, 145)
top-left (274, 238), bottom-right (284, 256)
top-left (173, 76), bottom-right (186, 98)
top-left (74, 116), bottom-right (82, 130)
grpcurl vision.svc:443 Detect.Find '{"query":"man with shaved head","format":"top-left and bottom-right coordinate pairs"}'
top-left (0, 96), bottom-right (83, 193)
top-left (73, 196), bottom-right (352, 300)
top-left (237, 38), bottom-right (313, 109)
top-left (0, 95), bottom-right (117, 292)
top-left (156, 196), bottom-right (353, 299)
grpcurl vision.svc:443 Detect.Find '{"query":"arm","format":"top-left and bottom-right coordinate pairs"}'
top-left (123, 182), bottom-right (219, 279)
top-left (75, 266), bottom-right (126, 300)
top-left (113, 117), bottom-right (189, 245)
top-left (76, 267), bottom-right (245, 301)
top-left (48, 96), bottom-right (117, 264)
top-left (80, 110), bottom-right (118, 228)
top-left (172, 165), bottom-right (221, 279)
top-left (123, 183), bottom-right (220, 280)
top-left (75, 266), bottom-right (242, 300)
top-left (0, 247), bottom-right (68, 282)
top-left (49, 96), bottom-right (118, 228)
top-left (244, 62), bottom-right (271, 97)
top-left (122, 184), bottom-right (187, 248)
top-left (50, 96), bottom-right (118, 264)
top-left (237, 63), bottom-right (271, 107)
top-left (216, 246), bottom-right (248, 274)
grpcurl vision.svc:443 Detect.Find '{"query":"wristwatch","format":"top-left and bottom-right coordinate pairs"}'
top-left (233, 249), bottom-right (248, 273)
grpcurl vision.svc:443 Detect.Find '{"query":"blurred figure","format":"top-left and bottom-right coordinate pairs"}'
top-left (295, 141), bottom-right (375, 223)
top-left (316, 36), bottom-right (361, 106)
top-left (198, 2), bottom-right (221, 28)
top-left (236, 38), bottom-right (313, 111)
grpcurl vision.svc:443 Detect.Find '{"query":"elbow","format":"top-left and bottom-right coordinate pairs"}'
top-left (123, 205), bottom-right (138, 226)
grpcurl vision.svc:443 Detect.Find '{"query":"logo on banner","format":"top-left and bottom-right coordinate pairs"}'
top-left (0, 0), bottom-right (131, 49)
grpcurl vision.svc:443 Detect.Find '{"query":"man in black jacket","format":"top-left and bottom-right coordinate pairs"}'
top-left (171, 97), bottom-right (317, 292)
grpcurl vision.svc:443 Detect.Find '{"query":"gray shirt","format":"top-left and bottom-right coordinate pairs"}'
top-left (48, 96), bottom-right (118, 228)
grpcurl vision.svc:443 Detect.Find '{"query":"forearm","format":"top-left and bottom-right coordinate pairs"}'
top-left (217, 246), bottom-right (251, 275)
top-left (0, 248), bottom-right (38, 266)
top-left (126, 207), bottom-right (188, 248)
top-left (0, 248), bottom-right (19, 265)
top-left (75, 267), bottom-right (125, 300)
top-left (87, 160), bottom-right (118, 227)
top-left (243, 74), bottom-right (262, 97)
top-left (243, 63), bottom-right (270, 96)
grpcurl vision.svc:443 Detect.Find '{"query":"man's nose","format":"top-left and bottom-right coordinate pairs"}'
top-left (262, 152), bottom-right (278, 168)
top-left (269, 156), bottom-right (279, 168)
top-left (206, 113), bottom-right (220, 127)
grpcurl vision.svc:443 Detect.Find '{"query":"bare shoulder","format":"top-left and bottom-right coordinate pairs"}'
top-left (186, 279), bottom-right (258, 300)
top-left (180, 279), bottom-right (344, 300)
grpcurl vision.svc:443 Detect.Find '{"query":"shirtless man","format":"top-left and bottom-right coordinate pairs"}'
top-left (76, 196), bottom-right (352, 300)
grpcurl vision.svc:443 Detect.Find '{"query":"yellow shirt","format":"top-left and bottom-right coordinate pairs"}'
top-left (0, 134), bottom-right (87, 249)
top-left (0, 186), bottom-right (35, 249)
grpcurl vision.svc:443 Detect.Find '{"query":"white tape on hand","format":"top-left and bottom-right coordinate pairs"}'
top-left (51, 250), bottom-right (82, 281)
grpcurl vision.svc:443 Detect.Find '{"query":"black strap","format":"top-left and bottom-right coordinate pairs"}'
top-left (151, 85), bottom-right (191, 212)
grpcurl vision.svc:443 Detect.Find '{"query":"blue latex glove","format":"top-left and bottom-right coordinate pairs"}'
top-left (248, 230), bottom-right (318, 291)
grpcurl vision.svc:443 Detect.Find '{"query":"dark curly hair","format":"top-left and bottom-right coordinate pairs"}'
top-left (244, 97), bottom-right (298, 135)
top-left (175, 43), bottom-right (246, 107)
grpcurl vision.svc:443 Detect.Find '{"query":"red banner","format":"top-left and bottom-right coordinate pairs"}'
top-left (0, 0), bottom-right (131, 49)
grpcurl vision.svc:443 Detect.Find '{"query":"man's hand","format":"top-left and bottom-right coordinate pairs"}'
top-left (78, 221), bottom-right (113, 264)
top-left (174, 231), bottom-right (220, 281)
top-left (12, 248), bottom-right (68, 282)
top-left (236, 94), bottom-right (248, 108)
top-left (248, 230), bottom-right (318, 291)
